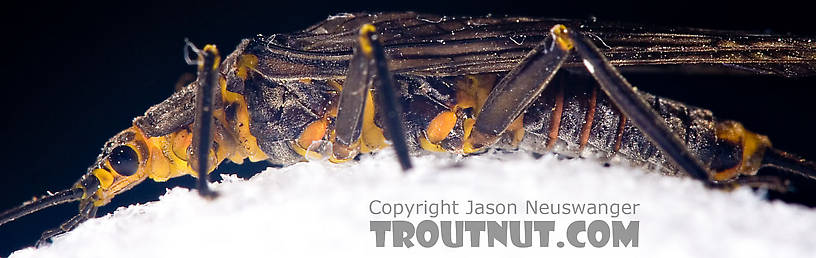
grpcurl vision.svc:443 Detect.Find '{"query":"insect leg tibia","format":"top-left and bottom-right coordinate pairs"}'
top-left (331, 25), bottom-right (377, 162)
top-left (567, 26), bottom-right (713, 183)
top-left (191, 43), bottom-right (220, 198)
top-left (330, 24), bottom-right (413, 170)
top-left (465, 25), bottom-right (572, 152)
top-left (36, 200), bottom-right (97, 246)
top-left (762, 147), bottom-right (816, 181)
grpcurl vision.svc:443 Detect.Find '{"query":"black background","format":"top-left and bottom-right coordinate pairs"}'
top-left (0, 0), bottom-right (814, 255)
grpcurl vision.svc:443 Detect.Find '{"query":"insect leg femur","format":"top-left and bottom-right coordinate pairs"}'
top-left (330, 24), bottom-right (413, 171)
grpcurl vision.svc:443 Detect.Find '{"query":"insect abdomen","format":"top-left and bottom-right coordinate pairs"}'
top-left (517, 75), bottom-right (739, 176)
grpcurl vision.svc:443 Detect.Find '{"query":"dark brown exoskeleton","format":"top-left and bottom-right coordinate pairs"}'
top-left (2, 12), bottom-right (815, 246)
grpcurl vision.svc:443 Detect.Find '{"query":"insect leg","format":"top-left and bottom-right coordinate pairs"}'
top-left (762, 148), bottom-right (816, 181)
top-left (566, 28), bottom-right (713, 183)
top-left (466, 25), bottom-right (571, 152)
top-left (0, 188), bottom-right (84, 227)
top-left (190, 42), bottom-right (220, 198)
top-left (332, 24), bottom-right (412, 171)
top-left (331, 28), bottom-right (373, 162)
top-left (36, 200), bottom-right (97, 246)
top-left (467, 25), bottom-right (714, 184)
top-left (727, 175), bottom-right (788, 193)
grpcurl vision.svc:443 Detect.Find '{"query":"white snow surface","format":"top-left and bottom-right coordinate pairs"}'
top-left (10, 151), bottom-right (816, 258)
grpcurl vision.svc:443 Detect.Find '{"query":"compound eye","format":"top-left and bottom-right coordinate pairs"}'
top-left (108, 145), bottom-right (139, 176)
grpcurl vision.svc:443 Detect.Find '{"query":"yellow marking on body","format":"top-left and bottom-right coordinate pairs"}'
top-left (713, 167), bottom-right (740, 182)
top-left (457, 74), bottom-right (497, 153)
top-left (325, 79), bottom-right (358, 163)
top-left (92, 127), bottom-right (152, 206)
top-left (462, 118), bottom-right (479, 154)
top-left (92, 168), bottom-right (114, 189)
top-left (551, 25), bottom-right (574, 51)
top-left (328, 80), bottom-right (343, 91)
top-left (144, 135), bottom-right (174, 181)
top-left (716, 122), bottom-right (743, 144)
top-left (426, 111), bottom-right (457, 144)
top-left (170, 129), bottom-right (192, 161)
top-left (146, 130), bottom-right (193, 182)
top-left (359, 24), bottom-right (377, 57)
top-left (329, 157), bottom-right (354, 163)
top-left (738, 126), bottom-right (771, 176)
top-left (139, 74), bottom-right (268, 183)
top-left (291, 142), bottom-right (324, 160)
top-left (297, 118), bottom-right (328, 152)
top-left (220, 75), bottom-right (268, 162)
top-left (714, 121), bottom-right (771, 180)
top-left (144, 125), bottom-right (229, 183)
top-left (91, 47), bottom-right (273, 206)
top-left (417, 110), bottom-right (457, 152)
top-left (455, 74), bottom-right (496, 117)
top-left (360, 90), bottom-right (388, 153)
top-left (507, 115), bottom-right (525, 147)
top-left (236, 54), bottom-right (259, 80)
top-left (419, 133), bottom-right (447, 152)
top-left (202, 45), bottom-right (221, 70)
top-left (212, 108), bottom-right (240, 166)
top-left (420, 110), bottom-right (459, 153)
